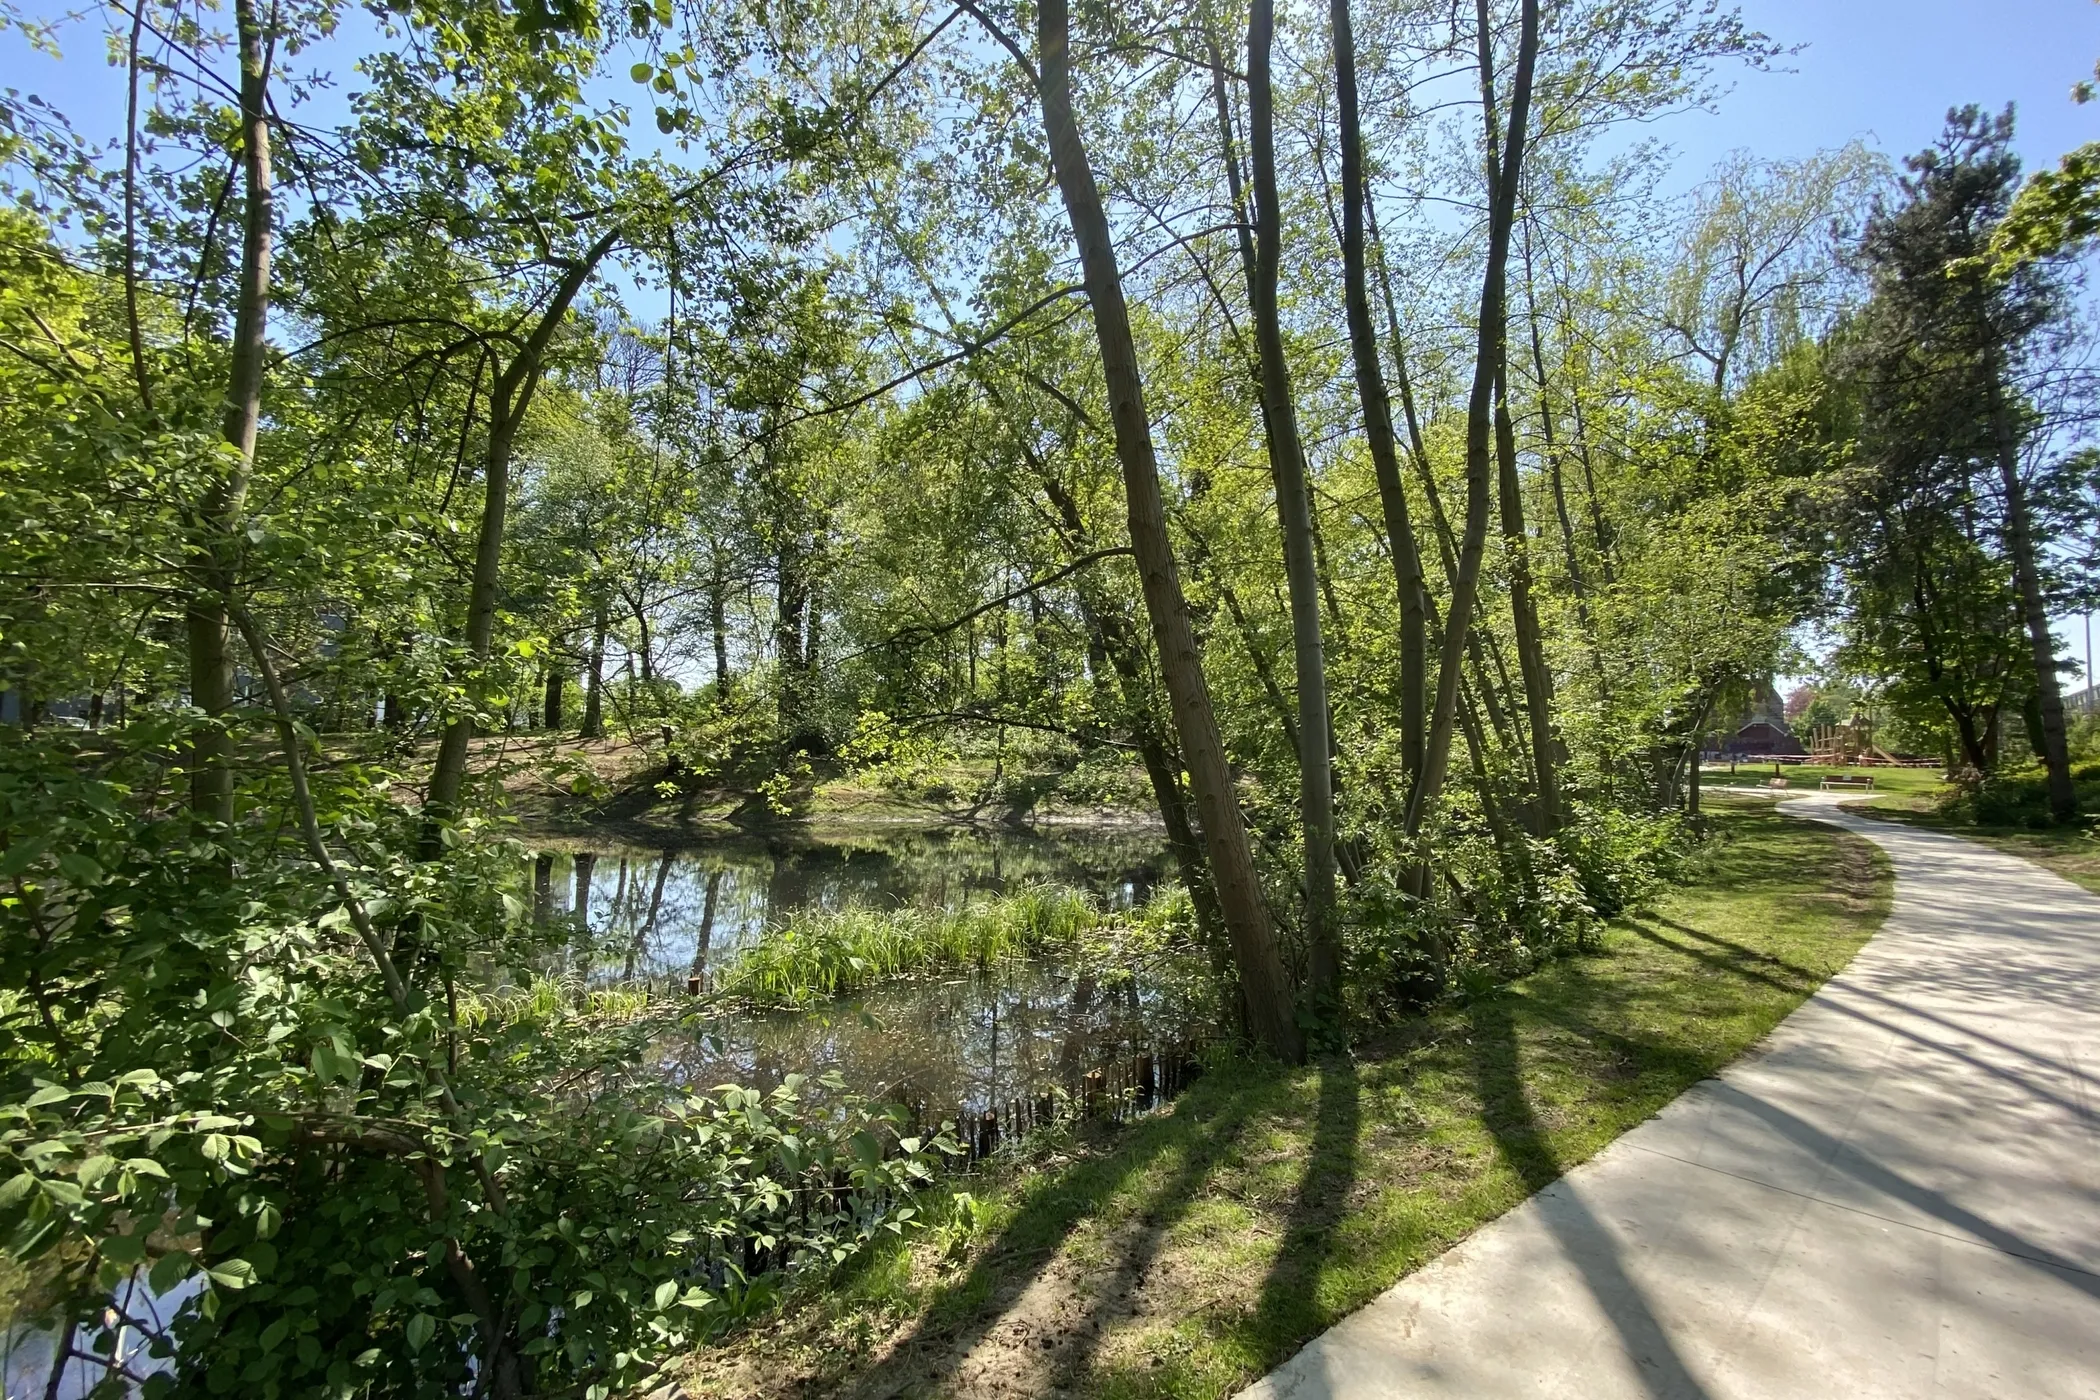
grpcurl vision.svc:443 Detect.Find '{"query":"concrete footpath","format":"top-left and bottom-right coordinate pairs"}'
top-left (1236, 792), bottom-right (2100, 1399)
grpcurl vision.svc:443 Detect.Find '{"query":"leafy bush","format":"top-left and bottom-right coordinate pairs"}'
top-left (0, 725), bottom-right (951, 1399)
top-left (1936, 764), bottom-right (2100, 827)
top-left (1342, 802), bottom-right (1687, 1021)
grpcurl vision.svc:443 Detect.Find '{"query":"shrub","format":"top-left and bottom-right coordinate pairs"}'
top-left (0, 726), bottom-right (951, 1399)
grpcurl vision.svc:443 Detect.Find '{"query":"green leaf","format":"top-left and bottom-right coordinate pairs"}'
top-left (630, 61), bottom-right (652, 82)
top-left (148, 1249), bottom-right (190, 1294)
top-left (206, 1258), bottom-right (255, 1290)
top-left (405, 1312), bottom-right (435, 1353)
top-left (652, 1280), bottom-right (677, 1310)
top-left (55, 852), bottom-right (103, 883)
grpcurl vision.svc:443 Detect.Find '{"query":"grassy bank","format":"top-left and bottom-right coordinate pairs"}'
top-left (671, 801), bottom-right (1890, 1400)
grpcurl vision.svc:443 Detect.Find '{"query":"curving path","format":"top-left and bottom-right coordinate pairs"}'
top-left (1236, 792), bottom-right (2100, 1399)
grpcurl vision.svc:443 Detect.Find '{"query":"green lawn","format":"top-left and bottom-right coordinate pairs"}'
top-left (673, 803), bottom-right (1891, 1400)
top-left (1698, 760), bottom-right (1948, 807)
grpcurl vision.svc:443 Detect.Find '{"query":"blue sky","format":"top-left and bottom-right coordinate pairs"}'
top-left (1662, 0), bottom-right (2099, 183)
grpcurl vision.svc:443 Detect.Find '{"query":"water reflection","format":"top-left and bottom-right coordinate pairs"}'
top-left (657, 955), bottom-right (1215, 1124)
top-left (531, 826), bottom-right (1172, 988)
top-left (531, 826), bottom-right (1215, 1119)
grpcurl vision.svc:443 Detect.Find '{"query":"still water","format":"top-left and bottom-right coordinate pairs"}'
top-left (529, 825), bottom-right (1172, 986)
top-left (534, 825), bottom-right (1218, 1120)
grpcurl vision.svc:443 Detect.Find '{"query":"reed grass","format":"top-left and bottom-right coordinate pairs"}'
top-left (714, 885), bottom-right (1107, 1009)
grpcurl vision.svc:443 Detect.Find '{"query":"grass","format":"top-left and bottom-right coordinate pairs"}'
top-left (670, 801), bottom-right (1891, 1399)
top-left (1697, 759), bottom-right (1948, 806)
top-left (710, 886), bottom-right (1124, 1009)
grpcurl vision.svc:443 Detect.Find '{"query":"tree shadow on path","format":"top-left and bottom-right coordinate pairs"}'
top-left (1467, 993), bottom-right (1717, 1400)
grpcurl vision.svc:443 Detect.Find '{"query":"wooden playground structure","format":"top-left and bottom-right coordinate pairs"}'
top-left (1804, 711), bottom-right (1937, 768)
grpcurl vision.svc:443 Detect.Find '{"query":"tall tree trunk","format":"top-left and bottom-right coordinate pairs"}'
top-left (1494, 371), bottom-right (1560, 832)
top-left (1246, 0), bottom-right (1338, 1006)
top-left (632, 595), bottom-right (655, 685)
top-left (542, 656), bottom-right (563, 731)
top-left (776, 540), bottom-right (808, 745)
top-left (710, 554), bottom-right (730, 689)
top-left (1994, 402), bottom-right (2077, 820)
top-left (1031, 0), bottom-right (1300, 1060)
top-left (580, 602), bottom-right (607, 739)
top-left (424, 228), bottom-right (622, 836)
top-left (1335, 0), bottom-right (1427, 787)
top-left (1405, 0), bottom-right (1541, 838)
top-left (186, 0), bottom-right (272, 823)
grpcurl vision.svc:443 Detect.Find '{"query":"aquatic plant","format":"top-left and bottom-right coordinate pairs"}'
top-left (713, 885), bottom-right (1118, 1008)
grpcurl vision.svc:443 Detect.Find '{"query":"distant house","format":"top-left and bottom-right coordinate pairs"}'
top-left (1723, 720), bottom-right (1808, 757)
top-left (1718, 678), bottom-right (1809, 756)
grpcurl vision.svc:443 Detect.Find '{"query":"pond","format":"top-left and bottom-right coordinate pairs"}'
top-left (534, 825), bottom-right (1221, 1128)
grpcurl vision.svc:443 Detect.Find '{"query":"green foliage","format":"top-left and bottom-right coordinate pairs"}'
top-left (0, 724), bottom-right (952, 1397)
top-left (1934, 764), bottom-right (2100, 829)
top-left (712, 885), bottom-right (1114, 1009)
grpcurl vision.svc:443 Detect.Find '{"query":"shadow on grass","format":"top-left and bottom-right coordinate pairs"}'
top-left (1245, 1056), bottom-right (1363, 1328)
top-left (1051, 1094), bottom-right (1261, 1383)
top-left (1466, 994), bottom-right (1715, 1400)
top-left (841, 1077), bottom-right (1270, 1398)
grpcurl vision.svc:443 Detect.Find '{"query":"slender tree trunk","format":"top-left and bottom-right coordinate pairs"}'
top-left (580, 602), bottom-right (607, 739)
top-left (1494, 371), bottom-right (1559, 832)
top-left (1406, 0), bottom-right (1541, 839)
top-left (542, 658), bottom-right (563, 731)
top-left (1245, 0), bottom-right (1337, 1004)
top-left (186, 0), bottom-right (272, 823)
top-left (1335, 0), bottom-right (1427, 788)
top-left (1994, 403), bottom-right (2077, 820)
top-left (424, 229), bottom-right (622, 836)
top-left (1031, 0), bottom-right (1300, 1060)
top-left (632, 596), bottom-right (655, 685)
top-left (710, 555), bottom-right (730, 690)
top-left (776, 541), bottom-right (808, 744)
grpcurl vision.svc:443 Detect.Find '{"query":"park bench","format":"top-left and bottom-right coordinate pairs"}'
top-left (1820, 774), bottom-right (1875, 791)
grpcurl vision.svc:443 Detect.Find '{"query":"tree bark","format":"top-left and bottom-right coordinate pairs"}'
top-left (1405, 0), bottom-right (1540, 838)
top-left (186, 0), bottom-right (272, 823)
top-left (424, 227), bottom-right (623, 835)
top-left (580, 602), bottom-right (607, 739)
top-left (542, 656), bottom-right (563, 731)
top-left (1031, 0), bottom-right (1301, 1060)
top-left (1335, 0), bottom-right (1428, 789)
top-left (1994, 402), bottom-right (2077, 820)
top-left (1246, 0), bottom-right (1338, 1005)
top-left (710, 553), bottom-right (730, 689)
top-left (1494, 369), bottom-right (1560, 832)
